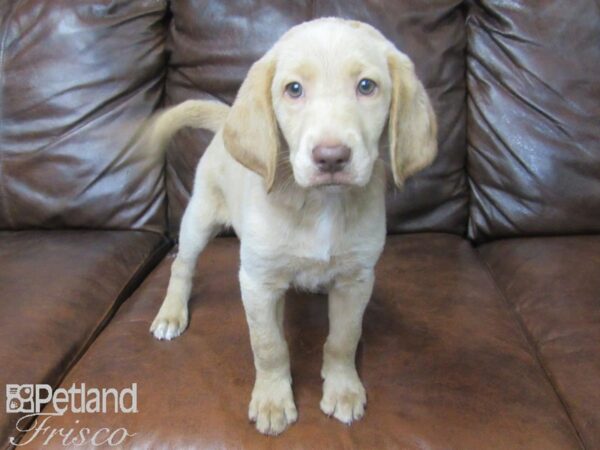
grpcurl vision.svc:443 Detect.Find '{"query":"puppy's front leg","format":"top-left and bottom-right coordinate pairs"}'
top-left (321, 269), bottom-right (374, 424)
top-left (239, 268), bottom-right (297, 436)
top-left (151, 188), bottom-right (218, 340)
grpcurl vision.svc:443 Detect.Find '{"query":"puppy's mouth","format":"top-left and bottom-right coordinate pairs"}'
top-left (309, 172), bottom-right (354, 187)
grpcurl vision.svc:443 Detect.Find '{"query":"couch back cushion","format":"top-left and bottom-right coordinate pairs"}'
top-left (467, 0), bottom-right (600, 242)
top-left (164, 0), bottom-right (468, 236)
top-left (0, 0), bottom-right (167, 233)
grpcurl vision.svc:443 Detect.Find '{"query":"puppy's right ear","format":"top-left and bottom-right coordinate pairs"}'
top-left (223, 54), bottom-right (279, 192)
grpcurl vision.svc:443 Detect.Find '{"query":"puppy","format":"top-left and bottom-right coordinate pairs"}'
top-left (150, 18), bottom-right (437, 435)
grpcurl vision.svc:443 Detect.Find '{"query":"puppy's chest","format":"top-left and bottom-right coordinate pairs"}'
top-left (283, 199), bottom-right (347, 260)
top-left (243, 194), bottom-right (383, 291)
top-left (280, 204), bottom-right (357, 290)
top-left (283, 246), bottom-right (350, 293)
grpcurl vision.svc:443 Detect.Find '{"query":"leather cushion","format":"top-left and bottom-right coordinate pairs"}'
top-left (479, 236), bottom-right (600, 448)
top-left (0, 0), bottom-right (168, 232)
top-left (0, 230), bottom-right (170, 447)
top-left (467, 0), bottom-right (600, 241)
top-left (23, 235), bottom-right (582, 449)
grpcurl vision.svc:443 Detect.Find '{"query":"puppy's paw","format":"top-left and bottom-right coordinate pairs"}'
top-left (150, 302), bottom-right (188, 340)
top-left (249, 377), bottom-right (297, 436)
top-left (320, 369), bottom-right (366, 424)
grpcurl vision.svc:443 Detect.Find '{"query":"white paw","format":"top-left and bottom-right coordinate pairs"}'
top-left (150, 302), bottom-right (188, 340)
top-left (249, 377), bottom-right (297, 435)
top-left (320, 369), bottom-right (366, 424)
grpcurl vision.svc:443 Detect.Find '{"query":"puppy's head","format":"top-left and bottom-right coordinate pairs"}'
top-left (223, 18), bottom-right (437, 192)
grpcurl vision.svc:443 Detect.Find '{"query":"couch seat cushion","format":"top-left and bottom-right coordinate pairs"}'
top-left (479, 236), bottom-right (600, 448)
top-left (0, 230), bottom-right (170, 447)
top-left (20, 235), bottom-right (581, 449)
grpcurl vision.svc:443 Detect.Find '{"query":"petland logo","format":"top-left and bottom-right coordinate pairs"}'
top-left (6, 383), bottom-right (137, 447)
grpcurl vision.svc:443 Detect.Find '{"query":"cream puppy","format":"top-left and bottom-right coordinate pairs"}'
top-left (150, 18), bottom-right (437, 435)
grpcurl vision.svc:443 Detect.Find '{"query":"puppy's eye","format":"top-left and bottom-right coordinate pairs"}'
top-left (357, 78), bottom-right (377, 96)
top-left (285, 82), bottom-right (303, 98)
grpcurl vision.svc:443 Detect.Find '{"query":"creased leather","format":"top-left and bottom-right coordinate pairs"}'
top-left (467, 0), bottom-right (600, 242)
top-left (0, 0), bottom-right (168, 232)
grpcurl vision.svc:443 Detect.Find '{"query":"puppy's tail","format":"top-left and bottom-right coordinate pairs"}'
top-left (147, 99), bottom-right (230, 150)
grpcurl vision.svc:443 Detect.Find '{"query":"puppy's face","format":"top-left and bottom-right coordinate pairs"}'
top-left (271, 21), bottom-right (392, 188)
top-left (223, 18), bottom-right (437, 192)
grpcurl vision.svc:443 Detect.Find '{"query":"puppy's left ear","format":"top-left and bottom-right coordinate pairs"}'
top-left (223, 53), bottom-right (279, 191)
top-left (387, 50), bottom-right (438, 187)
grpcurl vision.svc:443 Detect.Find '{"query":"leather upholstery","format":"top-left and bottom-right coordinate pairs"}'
top-left (1, 0), bottom-right (599, 448)
top-left (24, 236), bottom-right (582, 449)
top-left (467, 0), bottom-right (600, 242)
top-left (479, 236), bottom-right (600, 449)
top-left (0, 0), bottom-right (168, 233)
top-left (164, 0), bottom-right (469, 236)
top-left (0, 230), bottom-right (170, 447)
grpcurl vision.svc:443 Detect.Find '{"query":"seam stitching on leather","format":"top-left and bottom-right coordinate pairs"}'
top-left (474, 247), bottom-right (587, 450)
top-left (9, 235), bottom-right (173, 446)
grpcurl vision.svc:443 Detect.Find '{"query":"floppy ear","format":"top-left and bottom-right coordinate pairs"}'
top-left (387, 51), bottom-right (438, 187)
top-left (223, 54), bottom-right (279, 192)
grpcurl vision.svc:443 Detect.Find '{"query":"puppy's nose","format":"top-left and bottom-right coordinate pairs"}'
top-left (312, 144), bottom-right (351, 173)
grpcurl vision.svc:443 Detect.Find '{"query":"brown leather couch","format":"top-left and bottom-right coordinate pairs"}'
top-left (1, 1), bottom-right (598, 448)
